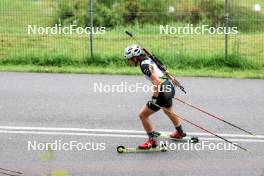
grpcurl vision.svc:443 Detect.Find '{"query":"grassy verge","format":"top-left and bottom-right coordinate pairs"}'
top-left (0, 65), bottom-right (263, 79)
top-left (0, 0), bottom-right (263, 78)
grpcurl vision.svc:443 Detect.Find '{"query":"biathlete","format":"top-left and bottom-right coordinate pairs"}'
top-left (124, 44), bottom-right (187, 149)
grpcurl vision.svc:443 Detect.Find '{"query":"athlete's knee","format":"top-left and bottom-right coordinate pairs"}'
top-left (139, 111), bottom-right (149, 120)
top-left (163, 108), bottom-right (175, 116)
top-left (139, 112), bottom-right (146, 120)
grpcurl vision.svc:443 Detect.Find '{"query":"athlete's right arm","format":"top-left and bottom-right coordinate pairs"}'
top-left (150, 71), bottom-right (160, 97)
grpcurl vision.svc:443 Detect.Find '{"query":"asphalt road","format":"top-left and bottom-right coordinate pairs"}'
top-left (0, 72), bottom-right (263, 176)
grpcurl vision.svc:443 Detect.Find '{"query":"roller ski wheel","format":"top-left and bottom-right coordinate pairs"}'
top-left (117, 146), bottom-right (125, 154)
top-left (190, 136), bottom-right (199, 143)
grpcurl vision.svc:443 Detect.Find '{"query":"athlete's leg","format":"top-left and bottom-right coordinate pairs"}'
top-left (162, 106), bottom-right (181, 127)
top-left (163, 106), bottom-right (186, 138)
top-left (138, 105), bottom-right (159, 149)
top-left (139, 105), bottom-right (156, 133)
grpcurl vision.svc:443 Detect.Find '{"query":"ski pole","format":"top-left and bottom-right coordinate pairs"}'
top-left (0, 167), bottom-right (23, 175)
top-left (173, 97), bottom-right (255, 136)
top-left (0, 171), bottom-right (18, 176)
top-left (153, 103), bottom-right (250, 152)
top-left (125, 31), bottom-right (187, 94)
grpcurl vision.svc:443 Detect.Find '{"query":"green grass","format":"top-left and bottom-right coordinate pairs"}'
top-left (0, 65), bottom-right (263, 79)
top-left (1, 31), bottom-right (263, 67)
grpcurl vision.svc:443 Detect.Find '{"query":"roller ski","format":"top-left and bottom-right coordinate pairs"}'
top-left (157, 131), bottom-right (199, 143)
top-left (117, 138), bottom-right (167, 154)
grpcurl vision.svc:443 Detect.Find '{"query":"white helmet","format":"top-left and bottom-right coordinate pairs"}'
top-left (124, 45), bottom-right (142, 60)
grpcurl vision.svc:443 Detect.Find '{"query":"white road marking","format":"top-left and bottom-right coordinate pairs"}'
top-left (0, 130), bottom-right (146, 138)
top-left (0, 128), bottom-right (263, 143)
top-left (0, 126), bottom-right (263, 139)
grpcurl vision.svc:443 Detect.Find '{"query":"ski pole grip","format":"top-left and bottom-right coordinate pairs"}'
top-left (125, 31), bottom-right (133, 37)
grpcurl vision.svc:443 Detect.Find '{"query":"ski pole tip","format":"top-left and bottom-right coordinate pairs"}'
top-left (125, 31), bottom-right (133, 37)
top-left (246, 149), bottom-right (252, 153)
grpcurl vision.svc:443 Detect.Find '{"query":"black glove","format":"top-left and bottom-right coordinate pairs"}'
top-left (179, 85), bottom-right (187, 94)
top-left (148, 96), bottom-right (158, 106)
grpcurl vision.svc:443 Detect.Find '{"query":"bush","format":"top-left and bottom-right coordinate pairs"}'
top-left (55, 0), bottom-right (124, 27)
top-left (198, 0), bottom-right (225, 27)
top-left (54, 0), bottom-right (264, 32)
top-left (137, 0), bottom-right (170, 24)
top-left (123, 0), bottom-right (140, 25)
